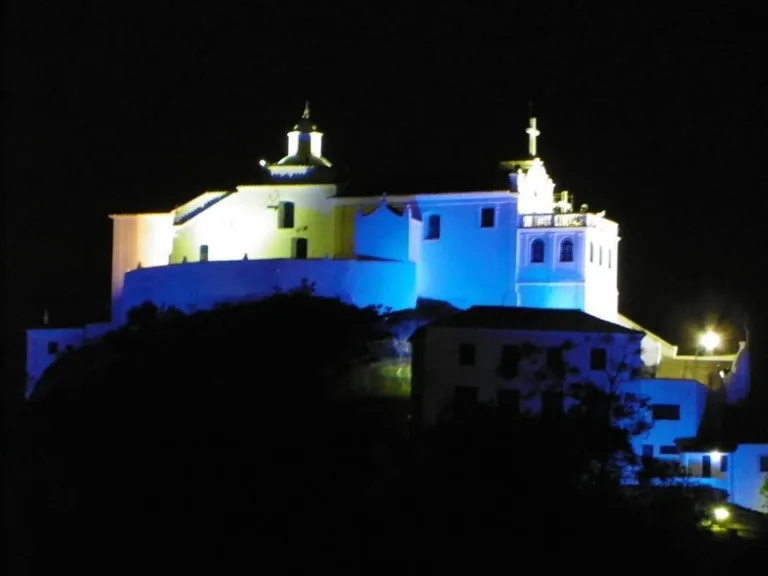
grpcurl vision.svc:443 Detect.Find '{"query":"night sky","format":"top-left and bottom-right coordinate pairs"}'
top-left (5, 3), bottom-right (767, 382)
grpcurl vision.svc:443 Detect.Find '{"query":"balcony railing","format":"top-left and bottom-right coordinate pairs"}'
top-left (520, 213), bottom-right (618, 232)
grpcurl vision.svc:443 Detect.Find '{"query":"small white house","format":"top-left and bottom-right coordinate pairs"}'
top-left (677, 440), bottom-right (768, 512)
top-left (410, 306), bottom-right (710, 454)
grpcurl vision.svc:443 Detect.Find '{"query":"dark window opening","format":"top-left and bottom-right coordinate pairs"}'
top-left (541, 391), bottom-right (563, 417)
top-left (599, 246), bottom-right (603, 265)
top-left (530, 239), bottom-right (545, 263)
top-left (546, 347), bottom-right (565, 379)
top-left (642, 444), bottom-right (654, 458)
top-left (590, 348), bottom-right (607, 370)
top-left (278, 201), bottom-right (295, 229)
top-left (200, 244), bottom-right (209, 262)
top-left (293, 238), bottom-right (308, 259)
top-left (497, 389), bottom-right (520, 416)
top-left (458, 343), bottom-right (475, 365)
top-left (702, 455), bottom-right (712, 478)
top-left (652, 404), bottom-right (680, 421)
top-left (608, 250), bottom-right (612, 269)
top-left (425, 214), bottom-right (441, 240)
top-left (47, 341), bottom-right (59, 355)
top-left (481, 207), bottom-right (495, 228)
top-left (759, 456), bottom-right (768, 472)
top-left (499, 345), bottom-right (521, 378)
top-left (720, 455), bottom-right (728, 473)
top-left (560, 239), bottom-right (574, 263)
top-left (589, 242), bottom-right (594, 262)
top-left (659, 445), bottom-right (679, 455)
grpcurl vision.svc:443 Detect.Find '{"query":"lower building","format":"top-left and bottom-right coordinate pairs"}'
top-left (409, 305), bottom-right (765, 512)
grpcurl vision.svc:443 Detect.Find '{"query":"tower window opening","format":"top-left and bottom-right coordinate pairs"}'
top-left (608, 249), bottom-right (612, 269)
top-left (481, 207), bottom-right (495, 228)
top-left (589, 242), bottom-right (594, 263)
top-left (278, 201), bottom-right (295, 229)
top-left (599, 246), bottom-right (603, 266)
top-left (560, 239), bottom-right (574, 263)
top-left (425, 214), bottom-right (441, 240)
top-left (530, 239), bottom-right (545, 263)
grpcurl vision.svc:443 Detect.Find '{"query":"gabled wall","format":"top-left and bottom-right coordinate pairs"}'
top-left (170, 184), bottom-right (339, 263)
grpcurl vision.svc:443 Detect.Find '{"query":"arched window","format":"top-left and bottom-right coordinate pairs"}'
top-left (589, 242), bottom-right (594, 263)
top-left (560, 239), bottom-right (574, 263)
top-left (530, 239), bottom-right (545, 263)
top-left (608, 250), bottom-right (612, 269)
top-left (599, 246), bottom-right (603, 265)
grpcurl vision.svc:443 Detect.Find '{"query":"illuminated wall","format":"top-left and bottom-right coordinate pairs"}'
top-left (170, 184), bottom-right (339, 264)
top-left (516, 215), bottom-right (619, 323)
top-left (517, 227), bottom-right (587, 311)
top-left (726, 444), bottom-right (768, 512)
top-left (413, 193), bottom-right (518, 308)
top-left (354, 201), bottom-right (420, 262)
top-left (411, 323), bottom-right (644, 427)
top-left (725, 342), bottom-right (750, 404)
top-left (119, 258), bottom-right (417, 321)
top-left (26, 328), bottom-right (86, 395)
top-left (622, 378), bottom-right (708, 460)
top-left (583, 222), bottom-right (619, 323)
top-left (110, 213), bottom-right (175, 320)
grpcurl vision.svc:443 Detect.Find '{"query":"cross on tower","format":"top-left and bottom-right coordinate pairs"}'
top-left (526, 117), bottom-right (540, 157)
top-left (303, 100), bottom-right (311, 118)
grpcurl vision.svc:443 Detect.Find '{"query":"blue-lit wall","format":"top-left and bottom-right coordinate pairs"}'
top-left (622, 378), bottom-right (708, 460)
top-left (517, 228), bottom-right (587, 310)
top-left (120, 258), bottom-right (417, 320)
top-left (414, 196), bottom-right (518, 308)
top-left (354, 204), bottom-right (414, 262)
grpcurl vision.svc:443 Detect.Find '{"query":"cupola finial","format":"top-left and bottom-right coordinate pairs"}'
top-left (303, 100), bottom-right (311, 119)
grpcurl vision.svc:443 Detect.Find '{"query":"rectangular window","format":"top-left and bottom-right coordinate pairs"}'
top-left (199, 244), bottom-right (209, 262)
top-left (499, 345), bottom-right (521, 378)
top-left (759, 456), bottom-right (768, 472)
top-left (497, 389), bottom-right (520, 415)
top-left (47, 341), bottom-right (59, 355)
top-left (480, 207), bottom-right (495, 228)
top-left (458, 343), bottom-right (475, 365)
top-left (658, 445), bottom-right (679, 455)
top-left (278, 201), bottom-right (295, 229)
top-left (546, 347), bottom-right (565, 378)
top-left (590, 348), bottom-right (607, 370)
top-left (292, 238), bottom-right (308, 259)
top-left (652, 404), bottom-right (680, 421)
top-left (720, 455), bottom-right (728, 473)
top-left (642, 444), bottom-right (654, 458)
top-left (541, 390), bottom-right (563, 417)
top-left (425, 214), bottom-right (441, 240)
top-left (702, 454), bottom-right (712, 478)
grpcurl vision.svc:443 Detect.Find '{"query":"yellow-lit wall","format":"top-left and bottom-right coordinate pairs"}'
top-left (170, 184), bottom-right (341, 262)
top-left (110, 213), bottom-right (174, 316)
top-left (333, 205), bottom-right (359, 258)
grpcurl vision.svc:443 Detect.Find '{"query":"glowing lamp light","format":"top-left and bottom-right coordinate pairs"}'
top-left (259, 159), bottom-right (267, 167)
top-left (713, 506), bottom-right (730, 522)
top-left (699, 331), bottom-right (720, 353)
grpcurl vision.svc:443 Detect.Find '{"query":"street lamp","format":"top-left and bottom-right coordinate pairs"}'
top-left (699, 331), bottom-right (720, 354)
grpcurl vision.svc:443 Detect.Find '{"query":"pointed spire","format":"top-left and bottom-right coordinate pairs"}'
top-left (303, 100), bottom-right (311, 118)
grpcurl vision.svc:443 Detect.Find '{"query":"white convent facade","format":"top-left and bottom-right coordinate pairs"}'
top-left (26, 106), bottom-right (746, 403)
